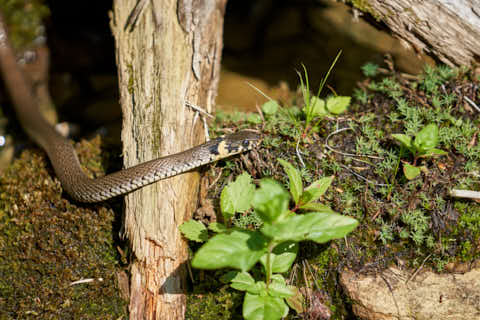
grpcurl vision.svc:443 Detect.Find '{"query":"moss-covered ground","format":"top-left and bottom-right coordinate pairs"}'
top-left (0, 137), bottom-right (127, 319)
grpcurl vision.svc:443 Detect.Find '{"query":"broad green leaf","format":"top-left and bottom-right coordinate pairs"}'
top-left (243, 292), bottom-right (289, 320)
top-left (230, 271), bottom-right (259, 293)
top-left (253, 179), bottom-right (291, 224)
top-left (305, 96), bottom-right (327, 118)
top-left (299, 202), bottom-right (335, 213)
top-left (208, 222), bottom-right (228, 233)
top-left (326, 96), bottom-right (350, 115)
top-left (259, 241), bottom-right (298, 274)
top-left (420, 148), bottom-right (448, 157)
top-left (392, 134), bottom-right (412, 149)
top-left (247, 113), bottom-right (263, 124)
top-left (277, 159), bottom-right (303, 204)
top-left (220, 270), bottom-right (239, 283)
top-left (413, 123), bottom-right (439, 152)
top-left (261, 211), bottom-right (358, 243)
top-left (262, 100), bottom-right (280, 115)
top-left (192, 229), bottom-right (268, 271)
top-left (403, 162), bottom-right (421, 180)
top-left (220, 173), bottom-right (255, 221)
top-left (179, 220), bottom-right (208, 242)
top-left (268, 274), bottom-right (295, 298)
top-left (299, 176), bottom-right (334, 205)
top-left (285, 286), bottom-right (305, 314)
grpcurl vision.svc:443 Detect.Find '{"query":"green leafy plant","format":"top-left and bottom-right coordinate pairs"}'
top-left (180, 161), bottom-right (358, 320)
top-left (298, 51), bottom-right (346, 134)
top-left (303, 95), bottom-right (351, 119)
top-left (361, 62), bottom-right (379, 77)
top-left (392, 123), bottom-right (447, 179)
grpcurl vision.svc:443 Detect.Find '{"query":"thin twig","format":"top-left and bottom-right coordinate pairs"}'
top-left (380, 273), bottom-right (401, 318)
top-left (302, 260), bottom-right (310, 290)
top-left (288, 263), bottom-right (298, 286)
top-left (340, 164), bottom-right (388, 187)
top-left (245, 81), bottom-right (274, 101)
top-left (70, 278), bottom-right (103, 286)
top-left (186, 260), bottom-right (195, 284)
top-left (304, 260), bottom-right (321, 291)
top-left (449, 189), bottom-right (480, 199)
top-left (406, 253), bottom-right (432, 283)
top-left (325, 127), bottom-right (384, 160)
top-left (185, 101), bottom-right (212, 141)
top-left (191, 110), bottom-right (199, 132)
top-left (185, 101), bottom-right (214, 118)
top-left (464, 96), bottom-right (480, 113)
top-left (254, 103), bottom-right (265, 123)
top-left (202, 116), bottom-right (210, 141)
top-left (296, 138), bottom-right (306, 168)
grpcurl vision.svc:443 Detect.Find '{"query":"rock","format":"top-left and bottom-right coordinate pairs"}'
top-left (340, 266), bottom-right (480, 320)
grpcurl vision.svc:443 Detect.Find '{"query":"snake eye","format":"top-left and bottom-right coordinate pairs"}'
top-left (242, 140), bottom-right (250, 148)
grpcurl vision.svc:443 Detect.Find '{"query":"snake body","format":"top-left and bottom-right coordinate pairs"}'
top-left (0, 15), bottom-right (260, 202)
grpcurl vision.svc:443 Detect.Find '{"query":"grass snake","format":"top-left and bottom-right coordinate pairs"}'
top-left (0, 15), bottom-right (260, 202)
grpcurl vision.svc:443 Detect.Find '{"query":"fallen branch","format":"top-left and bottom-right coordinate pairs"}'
top-left (449, 189), bottom-right (480, 200)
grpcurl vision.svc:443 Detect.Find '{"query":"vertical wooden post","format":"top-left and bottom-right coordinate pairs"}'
top-left (110, 0), bottom-right (226, 318)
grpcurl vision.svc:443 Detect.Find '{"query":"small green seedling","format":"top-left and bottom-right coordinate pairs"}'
top-left (392, 123), bottom-right (447, 179)
top-left (361, 62), bottom-right (379, 77)
top-left (180, 161), bottom-right (358, 320)
top-left (298, 51), bottom-right (346, 134)
top-left (304, 95), bottom-right (350, 119)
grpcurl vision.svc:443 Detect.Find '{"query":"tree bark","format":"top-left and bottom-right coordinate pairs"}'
top-left (351, 0), bottom-right (480, 66)
top-left (110, 0), bottom-right (226, 319)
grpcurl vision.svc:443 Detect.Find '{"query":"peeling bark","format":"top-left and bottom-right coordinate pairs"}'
top-left (352, 0), bottom-right (480, 66)
top-left (110, 0), bottom-right (226, 318)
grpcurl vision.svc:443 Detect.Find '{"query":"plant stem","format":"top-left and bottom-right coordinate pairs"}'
top-left (387, 147), bottom-right (403, 200)
top-left (265, 242), bottom-right (275, 291)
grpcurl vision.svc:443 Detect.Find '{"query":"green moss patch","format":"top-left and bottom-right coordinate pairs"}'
top-left (0, 0), bottom-right (49, 50)
top-left (0, 137), bottom-right (126, 319)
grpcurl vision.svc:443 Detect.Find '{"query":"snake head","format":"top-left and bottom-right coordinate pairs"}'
top-left (211, 130), bottom-right (261, 158)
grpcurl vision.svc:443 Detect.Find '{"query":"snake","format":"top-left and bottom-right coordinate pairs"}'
top-left (0, 14), bottom-right (260, 203)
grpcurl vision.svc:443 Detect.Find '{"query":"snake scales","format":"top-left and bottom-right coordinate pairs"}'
top-left (0, 15), bottom-right (260, 203)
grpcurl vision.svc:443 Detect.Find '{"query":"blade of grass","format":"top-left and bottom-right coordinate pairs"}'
top-left (315, 50), bottom-right (342, 98)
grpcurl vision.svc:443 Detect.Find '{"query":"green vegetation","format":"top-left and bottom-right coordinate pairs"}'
top-left (1, 29), bottom-right (478, 317)
top-left (198, 62), bottom-right (480, 318)
top-left (392, 123), bottom-right (447, 179)
top-left (361, 62), bottom-right (379, 77)
top-left (0, 0), bottom-right (49, 50)
top-left (0, 138), bottom-right (127, 319)
top-left (181, 162), bottom-right (358, 320)
top-left (298, 52), bottom-right (349, 135)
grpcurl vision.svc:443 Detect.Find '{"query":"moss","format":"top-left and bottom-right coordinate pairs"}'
top-left (0, 137), bottom-right (127, 318)
top-left (314, 245), bottom-right (338, 273)
top-left (347, 0), bottom-right (380, 21)
top-left (127, 64), bottom-right (135, 95)
top-left (450, 201), bottom-right (480, 262)
top-left (0, 0), bottom-right (49, 50)
top-left (186, 281), bottom-right (243, 320)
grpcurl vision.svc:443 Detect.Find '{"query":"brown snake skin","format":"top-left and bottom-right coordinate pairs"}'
top-left (0, 13), bottom-right (260, 202)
